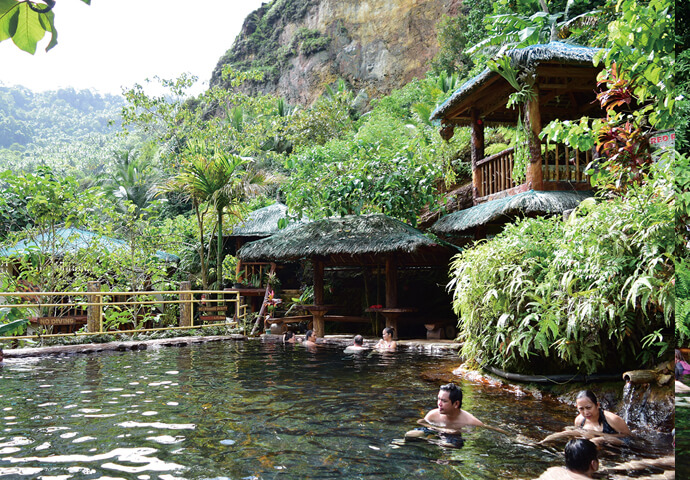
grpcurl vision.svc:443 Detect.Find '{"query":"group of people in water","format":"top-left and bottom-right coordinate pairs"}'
top-left (406, 383), bottom-right (632, 479)
top-left (281, 326), bottom-right (398, 352)
top-left (277, 327), bottom-right (646, 478)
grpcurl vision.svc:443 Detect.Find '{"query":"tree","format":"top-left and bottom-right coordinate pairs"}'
top-left (0, 0), bottom-right (90, 54)
top-left (163, 140), bottom-right (248, 289)
top-left (99, 147), bottom-right (161, 215)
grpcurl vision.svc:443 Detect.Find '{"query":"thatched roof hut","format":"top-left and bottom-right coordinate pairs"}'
top-left (430, 42), bottom-right (603, 127)
top-left (431, 190), bottom-right (593, 235)
top-left (231, 203), bottom-right (293, 237)
top-left (238, 214), bottom-right (456, 337)
top-left (227, 203), bottom-right (307, 256)
top-left (238, 213), bottom-right (454, 266)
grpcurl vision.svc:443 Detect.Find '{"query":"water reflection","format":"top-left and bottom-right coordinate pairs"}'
top-left (0, 342), bottom-right (673, 479)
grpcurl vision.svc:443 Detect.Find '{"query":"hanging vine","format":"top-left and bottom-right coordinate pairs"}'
top-left (488, 55), bottom-right (536, 184)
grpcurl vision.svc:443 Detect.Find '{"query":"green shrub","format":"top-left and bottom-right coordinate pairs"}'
top-left (449, 165), bottom-right (674, 374)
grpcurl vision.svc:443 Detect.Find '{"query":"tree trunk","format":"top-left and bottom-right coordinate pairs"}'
top-left (216, 206), bottom-right (223, 290)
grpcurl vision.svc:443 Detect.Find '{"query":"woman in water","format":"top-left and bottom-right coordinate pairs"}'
top-left (574, 390), bottom-right (631, 435)
top-left (374, 327), bottom-right (397, 351)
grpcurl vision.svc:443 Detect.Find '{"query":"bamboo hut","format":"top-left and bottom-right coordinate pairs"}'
top-left (238, 214), bottom-right (456, 337)
top-left (430, 42), bottom-right (604, 204)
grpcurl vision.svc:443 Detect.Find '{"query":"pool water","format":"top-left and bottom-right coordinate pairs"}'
top-left (676, 375), bottom-right (690, 477)
top-left (0, 341), bottom-right (672, 479)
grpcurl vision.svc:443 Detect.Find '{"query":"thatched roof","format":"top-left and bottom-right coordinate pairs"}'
top-left (430, 42), bottom-right (603, 126)
top-left (0, 227), bottom-right (179, 262)
top-left (238, 214), bottom-right (455, 266)
top-left (431, 190), bottom-right (593, 234)
top-left (230, 203), bottom-right (306, 238)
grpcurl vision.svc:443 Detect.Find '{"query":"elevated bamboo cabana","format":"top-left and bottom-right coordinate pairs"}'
top-left (430, 42), bottom-right (604, 204)
top-left (238, 214), bottom-right (456, 337)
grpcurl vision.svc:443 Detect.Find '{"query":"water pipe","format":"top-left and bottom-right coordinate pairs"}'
top-left (483, 365), bottom-right (623, 384)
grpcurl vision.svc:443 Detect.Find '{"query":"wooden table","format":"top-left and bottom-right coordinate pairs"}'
top-left (365, 307), bottom-right (417, 336)
top-left (303, 305), bottom-right (335, 338)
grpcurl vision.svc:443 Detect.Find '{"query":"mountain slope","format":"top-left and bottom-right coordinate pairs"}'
top-left (211, 0), bottom-right (463, 105)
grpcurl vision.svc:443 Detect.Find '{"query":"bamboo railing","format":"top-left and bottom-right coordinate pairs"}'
top-left (542, 142), bottom-right (591, 183)
top-left (475, 147), bottom-right (518, 198)
top-left (474, 143), bottom-right (591, 199)
top-left (0, 284), bottom-right (249, 340)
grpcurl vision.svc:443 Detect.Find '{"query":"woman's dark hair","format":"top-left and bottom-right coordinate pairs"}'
top-left (440, 383), bottom-right (462, 408)
top-left (564, 438), bottom-right (598, 472)
top-left (383, 327), bottom-right (394, 336)
top-left (305, 330), bottom-right (314, 341)
top-left (576, 390), bottom-right (598, 405)
top-left (677, 349), bottom-right (686, 363)
top-left (283, 331), bottom-right (294, 342)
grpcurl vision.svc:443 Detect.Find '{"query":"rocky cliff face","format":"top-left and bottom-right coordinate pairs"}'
top-left (211, 0), bottom-right (462, 106)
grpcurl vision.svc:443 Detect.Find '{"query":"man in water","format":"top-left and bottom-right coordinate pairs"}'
top-left (405, 383), bottom-right (484, 446)
top-left (344, 335), bottom-right (366, 353)
top-left (535, 438), bottom-right (599, 479)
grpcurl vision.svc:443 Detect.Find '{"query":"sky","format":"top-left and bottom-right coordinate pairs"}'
top-left (0, 0), bottom-right (267, 96)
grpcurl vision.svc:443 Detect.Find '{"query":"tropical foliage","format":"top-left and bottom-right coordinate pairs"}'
top-left (449, 160), bottom-right (674, 374)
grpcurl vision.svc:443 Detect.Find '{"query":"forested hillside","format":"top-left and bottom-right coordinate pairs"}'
top-left (0, 86), bottom-right (124, 176)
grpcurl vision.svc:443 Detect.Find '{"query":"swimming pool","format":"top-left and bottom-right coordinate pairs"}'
top-left (0, 341), bottom-right (672, 479)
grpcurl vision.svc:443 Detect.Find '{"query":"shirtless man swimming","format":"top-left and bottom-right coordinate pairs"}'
top-left (405, 383), bottom-right (484, 445)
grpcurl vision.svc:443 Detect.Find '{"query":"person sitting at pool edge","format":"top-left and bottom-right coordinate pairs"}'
top-left (344, 334), bottom-right (366, 353)
top-left (535, 438), bottom-right (599, 479)
top-left (375, 327), bottom-right (396, 351)
top-left (574, 390), bottom-right (631, 435)
top-left (406, 383), bottom-right (484, 440)
top-left (303, 329), bottom-right (318, 348)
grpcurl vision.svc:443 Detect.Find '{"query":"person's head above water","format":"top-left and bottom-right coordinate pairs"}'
top-left (564, 438), bottom-right (598, 475)
top-left (576, 390), bottom-right (599, 407)
top-left (677, 349), bottom-right (686, 363)
top-left (439, 383), bottom-right (462, 410)
top-left (353, 335), bottom-right (363, 346)
top-left (382, 327), bottom-right (394, 337)
top-left (305, 330), bottom-right (316, 342)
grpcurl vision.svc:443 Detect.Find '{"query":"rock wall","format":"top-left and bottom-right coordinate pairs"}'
top-left (211, 0), bottom-right (463, 105)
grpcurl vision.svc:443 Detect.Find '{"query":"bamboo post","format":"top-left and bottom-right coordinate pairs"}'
top-left (87, 281), bottom-right (102, 333)
top-left (179, 281), bottom-right (192, 327)
top-left (525, 84), bottom-right (543, 190)
top-left (313, 258), bottom-right (325, 338)
top-left (471, 108), bottom-right (484, 200)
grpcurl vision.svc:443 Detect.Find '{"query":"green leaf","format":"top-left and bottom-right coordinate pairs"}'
top-left (0, 318), bottom-right (29, 336)
top-left (11, 2), bottom-right (48, 54)
top-left (0, 0), bottom-right (19, 41)
top-left (37, 8), bottom-right (56, 51)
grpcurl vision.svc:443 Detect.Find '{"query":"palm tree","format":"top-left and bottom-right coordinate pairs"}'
top-left (100, 147), bottom-right (159, 215)
top-left (162, 140), bottom-right (248, 289)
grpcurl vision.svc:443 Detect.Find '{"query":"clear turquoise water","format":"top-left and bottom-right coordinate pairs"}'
top-left (0, 341), bottom-right (671, 479)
